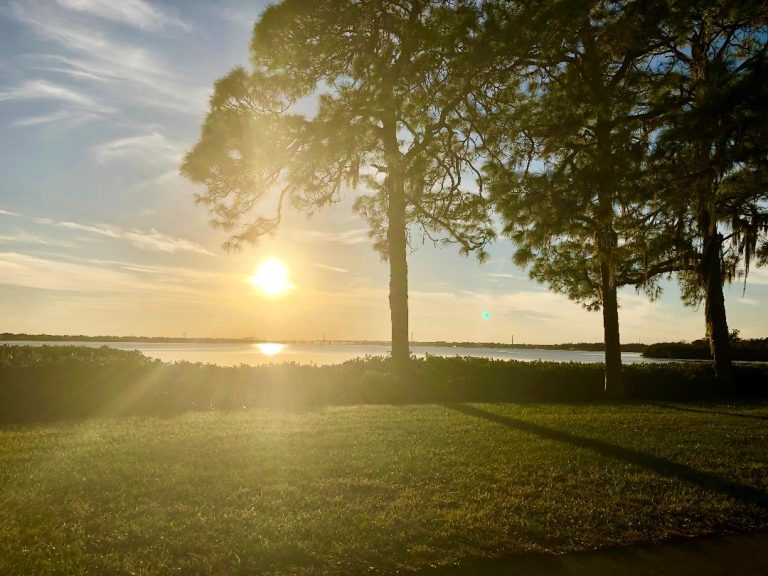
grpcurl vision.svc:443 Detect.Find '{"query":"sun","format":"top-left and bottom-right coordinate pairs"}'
top-left (249, 257), bottom-right (293, 296)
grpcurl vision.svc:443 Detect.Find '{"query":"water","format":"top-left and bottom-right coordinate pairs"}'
top-left (0, 340), bottom-right (673, 366)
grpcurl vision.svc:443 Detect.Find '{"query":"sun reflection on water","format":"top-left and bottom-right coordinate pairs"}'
top-left (256, 342), bottom-right (285, 356)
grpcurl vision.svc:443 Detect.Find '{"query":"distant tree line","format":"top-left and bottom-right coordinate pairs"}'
top-left (644, 333), bottom-right (768, 361)
top-left (0, 333), bottom-right (648, 352)
top-left (0, 333), bottom-right (262, 344)
top-left (182, 0), bottom-right (767, 398)
top-left (416, 341), bottom-right (649, 352)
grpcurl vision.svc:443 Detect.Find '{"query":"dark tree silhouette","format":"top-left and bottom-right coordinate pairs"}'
top-left (651, 0), bottom-right (768, 389)
top-left (486, 0), bottom-right (671, 397)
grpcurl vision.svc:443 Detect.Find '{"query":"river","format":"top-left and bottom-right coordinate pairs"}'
top-left (0, 340), bottom-right (675, 366)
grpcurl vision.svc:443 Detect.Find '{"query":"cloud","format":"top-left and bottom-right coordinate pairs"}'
top-left (313, 262), bottom-right (349, 273)
top-left (28, 55), bottom-right (109, 82)
top-left (70, 257), bottom-right (235, 288)
top-left (0, 252), bottom-right (230, 300)
top-left (54, 221), bottom-right (212, 255)
top-left (0, 251), bottom-right (150, 293)
top-left (15, 218), bottom-right (213, 256)
top-left (56, 221), bottom-right (119, 237)
top-left (746, 267), bottom-right (768, 286)
top-left (215, 5), bottom-right (264, 29)
top-left (128, 168), bottom-right (186, 194)
top-left (95, 132), bottom-right (185, 165)
top-left (0, 209), bottom-right (21, 217)
top-left (2, 209), bottom-right (212, 256)
top-left (55, 0), bottom-right (188, 31)
top-left (8, 1), bottom-right (208, 116)
top-left (0, 79), bottom-right (90, 104)
top-left (122, 229), bottom-right (212, 255)
top-left (485, 272), bottom-right (522, 279)
top-left (11, 108), bottom-right (102, 127)
top-left (736, 297), bottom-right (760, 306)
top-left (335, 228), bottom-right (371, 245)
top-left (286, 227), bottom-right (371, 245)
top-left (0, 231), bottom-right (75, 247)
top-left (0, 78), bottom-right (113, 127)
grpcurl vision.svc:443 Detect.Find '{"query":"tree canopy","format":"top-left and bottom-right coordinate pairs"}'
top-left (182, 0), bottom-right (497, 369)
top-left (486, 0), bottom-right (672, 396)
top-left (182, 0), bottom-right (768, 388)
top-left (648, 0), bottom-right (768, 387)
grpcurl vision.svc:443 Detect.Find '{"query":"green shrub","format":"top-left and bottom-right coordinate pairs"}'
top-left (0, 345), bottom-right (766, 424)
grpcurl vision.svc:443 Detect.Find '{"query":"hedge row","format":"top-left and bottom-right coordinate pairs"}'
top-left (0, 346), bottom-right (766, 423)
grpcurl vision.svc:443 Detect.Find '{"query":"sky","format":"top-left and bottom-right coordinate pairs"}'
top-left (0, 0), bottom-right (766, 344)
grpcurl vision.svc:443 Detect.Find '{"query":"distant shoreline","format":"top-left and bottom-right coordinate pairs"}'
top-left (5, 335), bottom-right (768, 362)
top-left (0, 333), bottom-right (647, 352)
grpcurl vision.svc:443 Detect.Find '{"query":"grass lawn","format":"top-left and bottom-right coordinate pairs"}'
top-left (1, 402), bottom-right (767, 575)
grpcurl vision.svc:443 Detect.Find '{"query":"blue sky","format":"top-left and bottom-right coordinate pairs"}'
top-left (0, 0), bottom-right (766, 343)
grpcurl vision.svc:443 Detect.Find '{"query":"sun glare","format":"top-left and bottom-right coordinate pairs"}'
top-left (257, 342), bottom-right (284, 356)
top-left (250, 257), bottom-right (293, 296)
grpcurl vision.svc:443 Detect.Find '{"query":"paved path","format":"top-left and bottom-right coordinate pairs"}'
top-left (421, 531), bottom-right (768, 575)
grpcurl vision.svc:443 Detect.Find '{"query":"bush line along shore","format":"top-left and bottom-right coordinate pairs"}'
top-left (1, 345), bottom-right (766, 425)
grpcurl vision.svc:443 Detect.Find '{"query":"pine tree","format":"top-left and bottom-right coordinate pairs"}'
top-left (651, 0), bottom-right (768, 389)
top-left (487, 0), bottom-right (671, 397)
top-left (181, 0), bottom-right (495, 374)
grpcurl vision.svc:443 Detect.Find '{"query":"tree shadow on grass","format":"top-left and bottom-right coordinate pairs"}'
top-left (445, 404), bottom-right (768, 511)
top-left (649, 402), bottom-right (768, 421)
top-left (414, 530), bottom-right (768, 576)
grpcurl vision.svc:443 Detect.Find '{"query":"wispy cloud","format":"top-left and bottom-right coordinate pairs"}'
top-left (736, 297), bottom-right (761, 306)
top-left (128, 168), bottom-right (185, 194)
top-left (2, 209), bottom-right (212, 256)
top-left (0, 78), bottom-right (113, 126)
top-left (54, 220), bottom-right (212, 255)
top-left (0, 251), bottom-right (149, 293)
top-left (95, 131), bottom-right (185, 165)
top-left (12, 108), bottom-right (103, 127)
top-left (335, 228), bottom-right (371, 245)
top-left (56, 221), bottom-right (119, 238)
top-left (55, 0), bottom-right (188, 31)
top-left (0, 231), bottom-right (75, 247)
top-left (215, 5), bottom-right (264, 29)
top-left (485, 272), bottom-right (522, 279)
top-left (0, 251), bottom-right (232, 302)
top-left (747, 267), bottom-right (768, 286)
top-left (99, 260), bottom-right (223, 283)
top-left (122, 229), bottom-right (212, 255)
top-left (0, 79), bottom-right (104, 107)
top-left (28, 54), bottom-right (109, 82)
top-left (459, 289), bottom-right (489, 299)
top-left (287, 227), bottom-right (371, 245)
top-left (0, 253), bottom-right (257, 325)
top-left (7, 1), bottom-right (208, 117)
top-left (313, 262), bottom-right (349, 273)
top-left (0, 209), bottom-right (21, 217)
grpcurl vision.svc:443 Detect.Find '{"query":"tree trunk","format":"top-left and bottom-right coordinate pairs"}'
top-left (702, 230), bottom-right (734, 391)
top-left (600, 257), bottom-right (623, 398)
top-left (381, 107), bottom-right (410, 376)
top-left (585, 36), bottom-right (623, 398)
top-left (689, 34), bottom-right (734, 393)
top-left (387, 169), bottom-right (410, 374)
